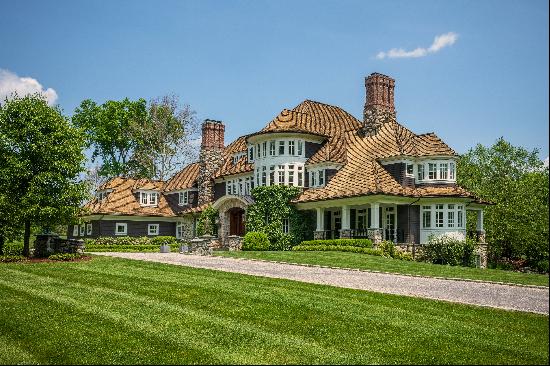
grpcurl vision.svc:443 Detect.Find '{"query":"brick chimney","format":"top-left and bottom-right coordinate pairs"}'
top-left (362, 73), bottom-right (396, 132)
top-left (197, 119), bottom-right (225, 206)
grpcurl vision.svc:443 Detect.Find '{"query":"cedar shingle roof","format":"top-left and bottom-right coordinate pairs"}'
top-left (164, 162), bottom-right (200, 192)
top-left (213, 136), bottom-right (254, 178)
top-left (86, 177), bottom-right (176, 217)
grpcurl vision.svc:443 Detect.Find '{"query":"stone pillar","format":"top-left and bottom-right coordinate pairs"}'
top-left (475, 243), bottom-right (488, 269)
top-left (227, 235), bottom-right (243, 251)
top-left (476, 209), bottom-right (486, 243)
top-left (368, 203), bottom-right (382, 244)
top-left (314, 231), bottom-right (326, 240)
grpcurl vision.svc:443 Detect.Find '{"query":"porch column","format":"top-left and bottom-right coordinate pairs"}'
top-left (368, 203), bottom-right (382, 244)
top-left (340, 205), bottom-right (352, 238)
top-left (314, 207), bottom-right (326, 240)
top-left (475, 209), bottom-right (487, 269)
top-left (476, 209), bottom-right (486, 243)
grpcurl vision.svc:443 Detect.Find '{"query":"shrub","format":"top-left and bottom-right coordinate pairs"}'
top-left (269, 232), bottom-right (294, 251)
top-left (292, 244), bottom-right (383, 256)
top-left (2, 241), bottom-right (24, 256)
top-left (85, 244), bottom-right (179, 252)
top-left (86, 237), bottom-right (153, 246)
top-left (48, 253), bottom-right (83, 261)
top-left (242, 232), bottom-right (270, 251)
top-left (534, 259), bottom-right (549, 274)
top-left (423, 235), bottom-right (476, 267)
top-left (151, 236), bottom-right (178, 246)
top-left (0, 255), bottom-right (27, 263)
top-left (377, 241), bottom-right (397, 258)
top-left (298, 239), bottom-right (373, 248)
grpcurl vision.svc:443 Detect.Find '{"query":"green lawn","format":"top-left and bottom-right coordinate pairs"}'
top-left (0, 256), bottom-right (548, 364)
top-left (215, 250), bottom-right (550, 287)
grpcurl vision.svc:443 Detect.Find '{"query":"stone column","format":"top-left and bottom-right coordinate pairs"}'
top-left (340, 205), bottom-right (352, 238)
top-left (368, 203), bottom-right (382, 244)
top-left (476, 209), bottom-right (486, 243)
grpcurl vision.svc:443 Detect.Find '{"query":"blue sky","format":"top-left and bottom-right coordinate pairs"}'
top-left (1, 0), bottom-right (548, 160)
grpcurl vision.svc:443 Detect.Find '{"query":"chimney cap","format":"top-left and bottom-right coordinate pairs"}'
top-left (203, 119), bottom-right (224, 124)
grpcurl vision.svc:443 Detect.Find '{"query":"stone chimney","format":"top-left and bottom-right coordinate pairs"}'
top-left (197, 119), bottom-right (225, 206)
top-left (362, 73), bottom-right (396, 134)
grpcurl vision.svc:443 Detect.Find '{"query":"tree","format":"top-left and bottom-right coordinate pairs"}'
top-left (0, 94), bottom-right (88, 256)
top-left (458, 138), bottom-right (549, 266)
top-left (72, 98), bottom-right (148, 178)
top-left (133, 95), bottom-right (199, 181)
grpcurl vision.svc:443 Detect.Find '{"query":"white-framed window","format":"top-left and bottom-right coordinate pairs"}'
top-left (73, 225), bottom-right (79, 236)
top-left (248, 146), bottom-right (254, 162)
top-left (262, 142), bottom-right (267, 158)
top-left (179, 191), bottom-right (189, 206)
top-left (421, 204), bottom-right (465, 229)
top-left (79, 224), bottom-right (85, 236)
top-left (311, 172), bottom-right (317, 187)
top-left (278, 166), bottom-right (285, 185)
top-left (439, 163), bottom-right (448, 180)
top-left (282, 218), bottom-right (290, 234)
top-left (422, 206), bottom-right (431, 228)
top-left (435, 204), bottom-right (444, 228)
top-left (261, 166), bottom-right (267, 186)
top-left (318, 170), bottom-right (324, 186)
top-left (176, 222), bottom-right (185, 239)
top-left (256, 144), bottom-right (260, 159)
top-left (417, 164), bottom-right (425, 180)
top-left (428, 163), bottom-right (437, 180)
top-left (297, 166), bottom-right (303, 186)
top-left (449, 162), bottom-right (456, 180)
top-left (269, 166), bottom-right (275, 186)
top-left (269, 141), bottom-right (276, 156)
top-left (288, 141), bottom-right (295, 156)
top-left (148, 224), bottom-right (159, 236)
top-left (309, 169), bottom-right (325, 188)
top-left (115, 223), bottom-right (127, 236)
top-left (96, 190), bottom-right (111, 201)
top-left (139, 191), bottom-right (159, 207)
top-left (288, 165), bottom-right (295, 185)
top-left (406, 163), bottom-right (414, 176)
top-left (278, 141), bottom-right (285, 155)
top-left (457, 205), bottom-right (464, 227)
top-left (297, 140), bottom-right (303, 156)
top-left (86, 223), bottom-right (92, 236)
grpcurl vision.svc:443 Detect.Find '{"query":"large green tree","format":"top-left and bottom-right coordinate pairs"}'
top-left (458, 138), bottom-right (549, 265)
top-left (72, 98), bottom-right (148, 178)
top-left (0, 94), bottom-right (88, 256)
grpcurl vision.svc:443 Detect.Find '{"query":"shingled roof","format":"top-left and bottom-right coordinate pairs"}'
top-left (164, 162), bottom-right (200, 192)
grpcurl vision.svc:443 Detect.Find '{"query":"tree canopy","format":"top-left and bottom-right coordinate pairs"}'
top-left (458, 137), bottom-right (549, 267)
top-left (0, 94), bottom-right (88, 256)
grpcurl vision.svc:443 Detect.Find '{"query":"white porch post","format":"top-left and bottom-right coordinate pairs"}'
top-left (369, 203), bottom-right (382, 244)
top-left (477, 209), bottom-right (484, 232)
top-left (316, 207), bottom-right (324, 231)
top-left (340, 205), bottom-right (352, 238)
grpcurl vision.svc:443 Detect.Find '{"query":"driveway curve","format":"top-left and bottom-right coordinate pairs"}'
top-left (92, 252), bottom-right (549, 315)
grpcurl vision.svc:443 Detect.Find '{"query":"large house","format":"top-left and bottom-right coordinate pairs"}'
top-left (70, 73), bottom-right (487, 246)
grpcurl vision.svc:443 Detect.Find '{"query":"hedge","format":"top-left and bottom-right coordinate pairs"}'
top-left (298, 239), bottom-right (373, 248)
top-left (242, 232), bottom-right (270, 251)
top-left (292, 245), bottom-right (383, 256)
top-left (85, 244), bottom-right (180, 252)
top-left (85, 236), bottom-right (179, 247)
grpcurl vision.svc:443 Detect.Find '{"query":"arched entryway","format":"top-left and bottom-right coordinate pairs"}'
top-left (228, 207), bottom-right (245, 236)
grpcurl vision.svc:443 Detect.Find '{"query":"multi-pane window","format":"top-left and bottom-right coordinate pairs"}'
top-left (288, 165), bottom-right (295, 185)
top-left (311, 172), bottom-right (317, 187)
top-left (297, 140), bottom-right (303, 156)
top-left (86, 223), bottom-right (92, 236)
top-left (357, 209), bottom-right (367, 229)
top-left (297, 166), bottom-right (303, 186)
top-left (262, 142), bottom-right (267, 157)
top-left (282, 218), bottom-right (290, 234)
top-left (428, 163), bottom-right (437, 180)
top-left (435, 204), bottom-right (444, 227)
top-left (278, 168), bottom-right (285, 185)
top-left (318, 170), bottom-right (324, 186)
top-left (457, 205), bottom-right (464, 228)
top-left (449, 162), bottom-right (456, 180)
top-left (269, 141), bottom-right (276, 156)
top-left (261, 166), bottom-right (267, 186)
top-left (422, 206), bottom-right (431, 228)
top-left (140, 192), bottom-right (158, 206)
top-left (417, 164), bottom-right (425, 180)
top-left (148, 224), bottom-right (159, 236)
top-left (179, 191), bottom-right (189, 205)
top-left (256, 144), bottom-right (261, 159)
top-left (406, 164), bottom-right (414, 176)
top-left (73, 225), bottom-right (79, 236)
top-left (447, 204), bottom-right (455, 228)
top-left (79, 224), bottom-right (85, 236)
top-left (309, 170), bottom-right (325, 187)
top-left (439, 163), bottom-right (448, 180)
top-left (248, 146), bottom-right (254, 162)
top-left (269, 166), bottom-right (275, 185)
top-left (288, 141), bottom-right (295, 156)
top-left (278, 141), bottom-right (285, 155)
top-left (115, 223), bottom-right (127, 236)
top-left (176, 222), bottom-right (184, 239)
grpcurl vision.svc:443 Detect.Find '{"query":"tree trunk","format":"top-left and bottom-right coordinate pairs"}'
top-left (0, 235), bottom-right (4, 255)
top-left (23, 220), bottom-right (31, 257)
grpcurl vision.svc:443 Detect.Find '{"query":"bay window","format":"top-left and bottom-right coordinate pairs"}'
top-left (269, 141), bottom-right (276, 156)
top-left (439, 163), bottom-right (448, 180)
top-left (417, 164), bottom-right (425, 180)
top-left (421, 204), bottom-right (465, 229)
top-left (428, 163), bottom-right (437, 179)
top-left (288, 141), bottom-right (295, 156)
top-left (278, 141), bottom-right (285, 155)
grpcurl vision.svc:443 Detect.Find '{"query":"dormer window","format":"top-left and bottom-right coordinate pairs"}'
top-left (406, 163), bottom-right (414, 177)
top-left (179, 191), bottom-right (189, 206)
top-left (309, 169), bottom-right (325, 188)
top-left (96, 190), bottom-right (112, 201)
top-left (415, 159), bottom-right (457, 183)
top-left (139, 191), bottom-right (159, 207)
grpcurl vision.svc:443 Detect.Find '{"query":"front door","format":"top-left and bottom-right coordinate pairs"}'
top-left (229, 208), bottom-right (245, 236)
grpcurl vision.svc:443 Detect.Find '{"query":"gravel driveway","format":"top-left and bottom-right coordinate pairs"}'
top-left (92, 252), bottom-right (549, 315)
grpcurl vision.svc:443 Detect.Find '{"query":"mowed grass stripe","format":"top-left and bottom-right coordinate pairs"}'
top-left (215, 251), bottom-right (550, 287)
top-left (0, 256), bottom-right (547, 365)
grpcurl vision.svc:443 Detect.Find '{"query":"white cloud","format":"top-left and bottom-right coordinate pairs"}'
top-left (376, 32), bottom-right (459, 60)
top-left (0, 69), bottom-right (58, 105)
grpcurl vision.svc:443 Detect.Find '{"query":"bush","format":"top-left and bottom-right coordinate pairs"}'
top-left (269, 232), bottom-right (294, 251)
top-left (292, 244), bottom-right (383, 256)
top-left (151, 236), bottom-right (178, 246)
top-left (534, 259), bottom-right (549, 274)
top-left (0, 255), bottom-right (27, 263)
top-left (377, 241), bottom-right (397, 258)
top-left (48, 253), bottom-right (83, 261)
top-left (2, 241), bottom-right (24, 256)
top-left (423, 235), bottom-right (476, 267)
top-left (85, 244), bottom-right (179, 252)
top-left (298, 239), bottom-right (373, 248)
top-left (85, 237), bottom-right (153, 246)
top-left (242, 232), bottom-right (270, 251)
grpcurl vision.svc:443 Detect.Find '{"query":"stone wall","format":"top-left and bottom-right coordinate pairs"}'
top-left (34, 234), bottom-right (84, 257)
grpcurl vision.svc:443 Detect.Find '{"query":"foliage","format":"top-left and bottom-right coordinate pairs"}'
top-left (458, 138), bottom-right (549, 265)
top-left (242, 231), bottom-right (270, 251)
top-left (0, 255), bottom-right (27, 263)
top-left (0, 94), bottom-right (89, 256)
top-left (86, 236), bottom-right (179, 247)
top-left (196, 206), bottom-right (218, 236)
top-left (151, 236), bottom-right (179, 246)
top-left (47, 253), bottom-right (83, 261)
top-left (376, 241), bottom-right (397, 258)
top-left (422, 235), bottom-right (476, 267)
top-left (132, 95), bottom-right (199, 180)
top-left (246, 185), bottom-right (313, 248)
top-left (292, 244), bottom-right (383, 256)
top-left (300, 239), bottom-right (373, 248)
top-left (1, 241), bottom-right (23, 256)
top-left (85, 244), bottom-right (179, 252)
